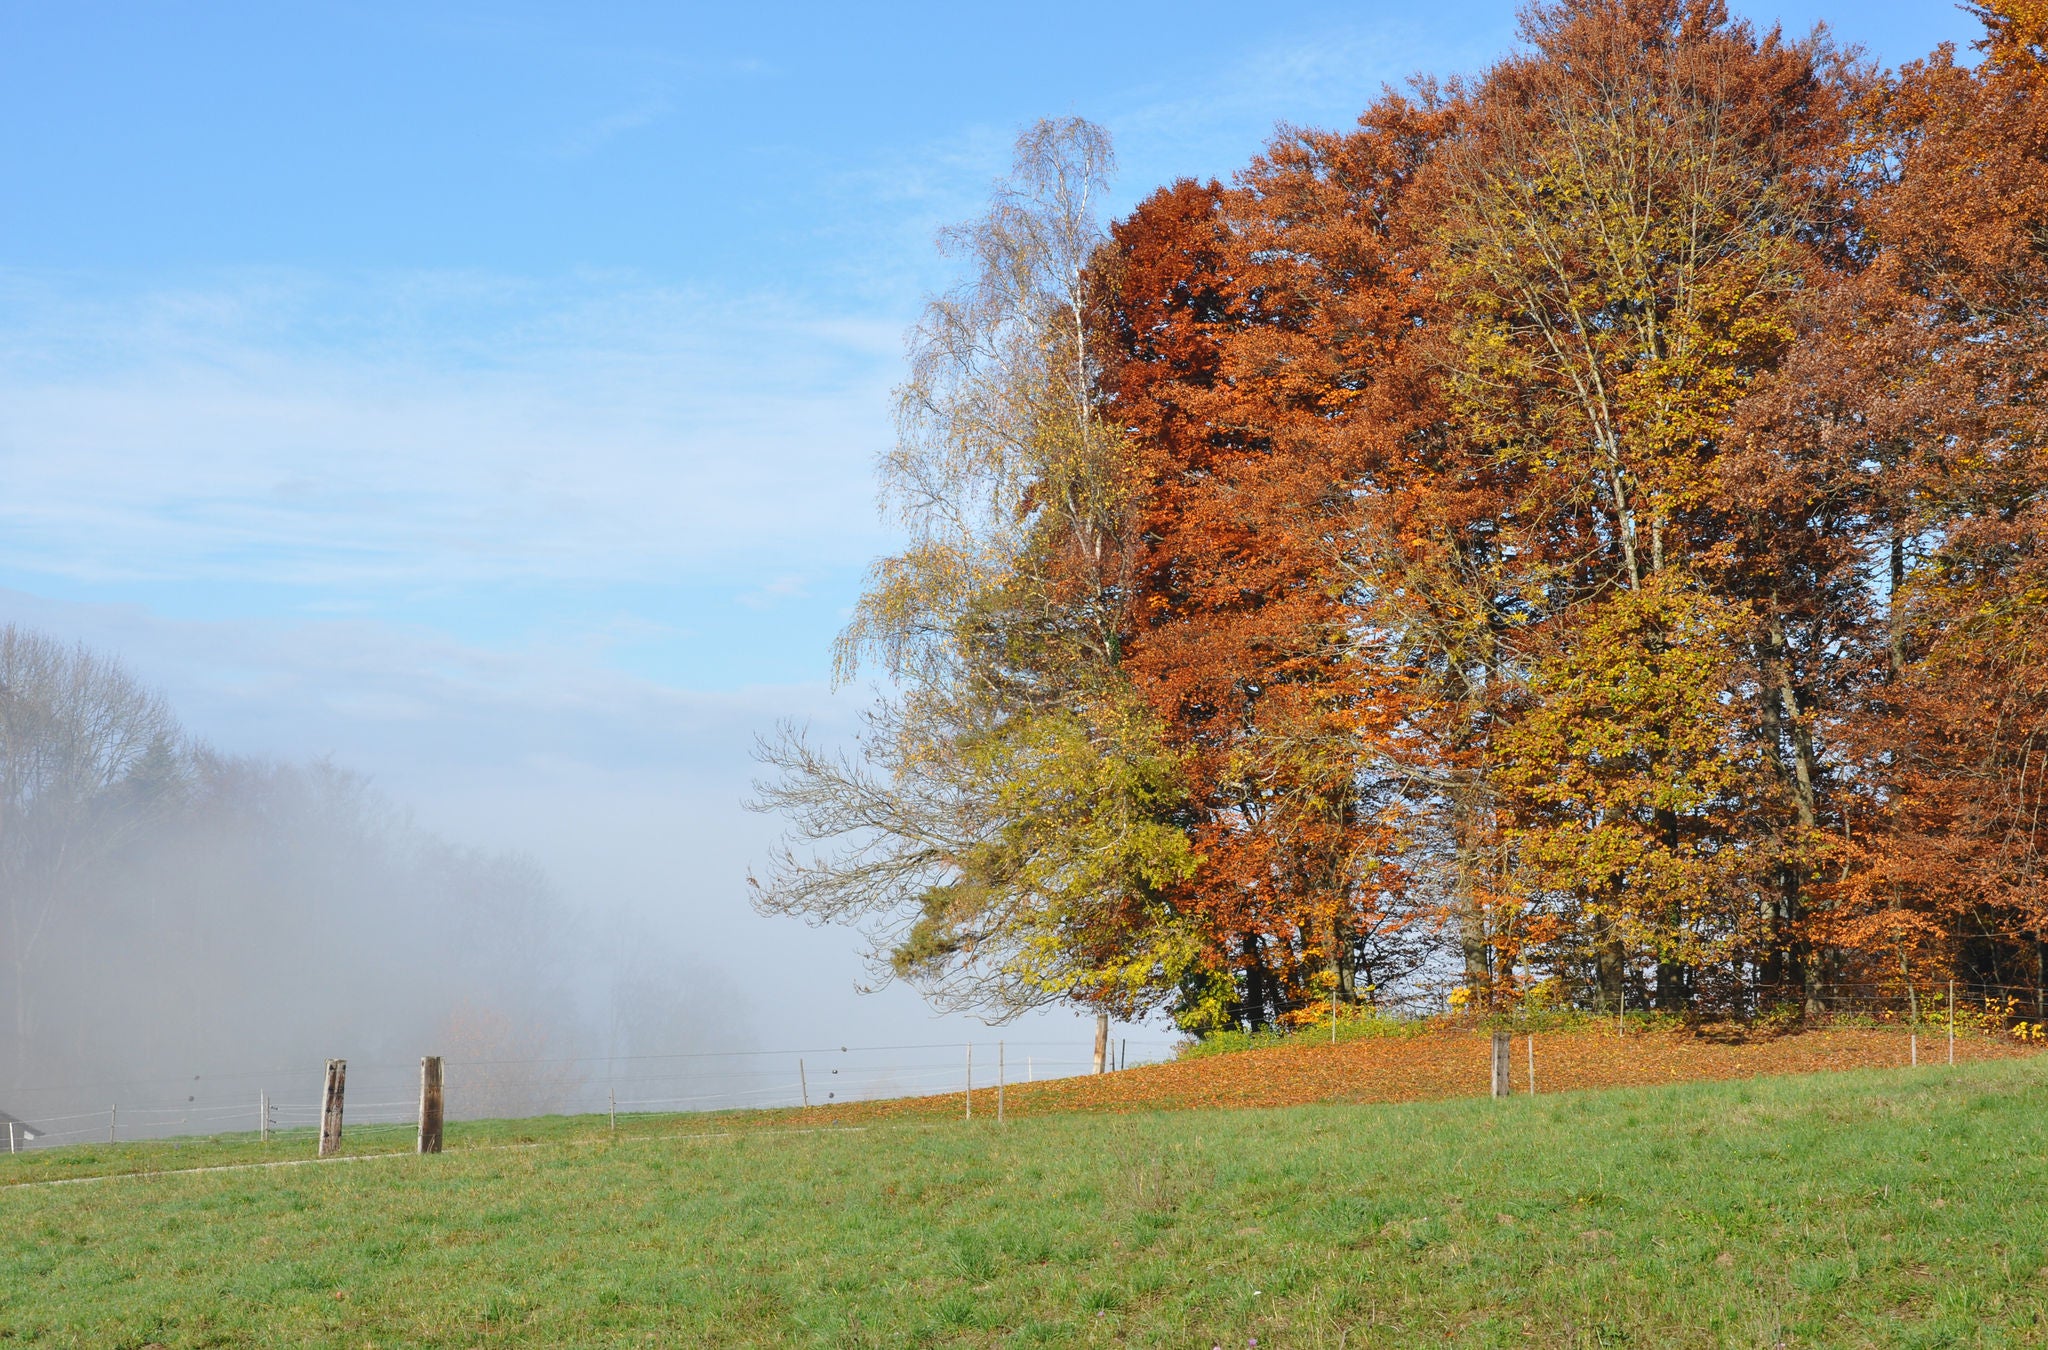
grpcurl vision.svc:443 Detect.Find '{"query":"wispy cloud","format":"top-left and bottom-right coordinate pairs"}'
top-left (736, 574), bottom-right (811, 611)
top-left (541, 94), bottom-right (674, 159)
top-left (0, 268), bottom-right (901, 587)
top-left (1103, 15), bottom-right (1509, 190)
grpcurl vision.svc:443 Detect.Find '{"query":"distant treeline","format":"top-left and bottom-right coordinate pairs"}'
top-left (0, 623), bottom-right (727, 1119)
top-left (755, 1), bottom-right (2048, 1032)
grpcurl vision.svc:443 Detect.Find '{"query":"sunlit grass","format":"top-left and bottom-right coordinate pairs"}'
top-left (5, 1059), bottom-right (2047, 1346)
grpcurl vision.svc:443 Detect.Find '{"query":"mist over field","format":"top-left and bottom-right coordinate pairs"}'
top-left (0, 611), bottom-right (1136, 1146)
top-left (0, 623), bottom-right (769, 1140)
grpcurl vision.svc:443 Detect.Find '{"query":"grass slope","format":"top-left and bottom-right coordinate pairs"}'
top-left (5, 1059), bottom-right (2048, 1347)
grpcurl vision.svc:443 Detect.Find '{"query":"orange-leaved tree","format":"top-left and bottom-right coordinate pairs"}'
top-left (1425, 0), bottom-right (1856, 1010)
top-left (1093, 104), bottom-right (1443, 1030)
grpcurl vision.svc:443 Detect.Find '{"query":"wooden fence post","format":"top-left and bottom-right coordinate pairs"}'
top-left (417, 1056), bottom-right (443, 1155)
top-left (109, 1106), bottom-right (116, 1144)
top-left (964, 1043), bottom-right (973, 1121)
top-left (799, 1058), bottom-right (809, 1108)
top-left (1093, 1013), bottom-right (1109, 1074)
top-left (1528, 1035), bottom-right (1536, 1096)
top-left (1491, 1032), bottom-right (1511, 1099)
top-left (318, 1059), bottom-right (346, 1158)
top-left (260, 1090), bottom-right (270, 1144)
top-left (997, 1041), bottom-right (1005, 1124)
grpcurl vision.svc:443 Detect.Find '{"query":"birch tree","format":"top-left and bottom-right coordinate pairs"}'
top-left (751, 119), bottom-right (1201, 1022)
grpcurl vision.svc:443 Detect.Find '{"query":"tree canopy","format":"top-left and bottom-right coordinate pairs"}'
top-left (756, 0), bottom-right (2048, 1032)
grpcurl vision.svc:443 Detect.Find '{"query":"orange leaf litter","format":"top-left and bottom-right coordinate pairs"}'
top-left (773, 1027), bottom-right (2042, 1128)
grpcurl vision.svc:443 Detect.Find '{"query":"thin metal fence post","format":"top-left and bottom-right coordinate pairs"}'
top-left (8, 1121), bottom-right (15, 1154)
top-left (609, 1087), bottom-right (617, 1136)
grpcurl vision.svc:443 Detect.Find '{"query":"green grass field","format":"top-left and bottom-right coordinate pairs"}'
top-left (5, 1059), bottom-right (2047, 1347)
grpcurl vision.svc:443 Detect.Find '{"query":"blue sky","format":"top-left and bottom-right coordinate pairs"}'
top-left (0, 0), bottom-right (1983, 1046)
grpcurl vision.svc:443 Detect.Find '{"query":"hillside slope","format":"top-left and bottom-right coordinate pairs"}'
top-left (5, 1059), bottom-right (2047, 1346)
top-left (797, 1023), bottom-right (2038, 1125)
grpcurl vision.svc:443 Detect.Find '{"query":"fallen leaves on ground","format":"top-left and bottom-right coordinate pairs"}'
top-left (775, 1026), bottom-right (2039, 1128)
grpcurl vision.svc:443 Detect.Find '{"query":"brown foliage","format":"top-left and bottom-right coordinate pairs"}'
top-left (1095, 104), bottom-right (1446, 1028)
top-left (1830, 2), bottom-right (2048, 980)
top-left (777, 0), bottom-right (2048, 1036)
top-left (1084, 0), bottom-right (2048, 1026)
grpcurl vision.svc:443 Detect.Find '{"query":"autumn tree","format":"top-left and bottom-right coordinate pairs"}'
top-left (1427, 0), bottom-right (1856, 1011)
top-left (1829, 0), bottom-right (2048, 999)
top-left (756, 0), bottom-right (2048, 1035)
top-left (1091, 99), bottom-right (1450, 1031)
top-left (751, 119), bottom-right (1202, 1024)
top-left (0, 625), bottom-right (182, 1085)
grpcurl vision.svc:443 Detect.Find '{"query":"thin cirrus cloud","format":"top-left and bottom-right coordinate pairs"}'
top-left (0, 268), bottom-right (900, 589)
top-left (540, 95), bottom-right (677, 160)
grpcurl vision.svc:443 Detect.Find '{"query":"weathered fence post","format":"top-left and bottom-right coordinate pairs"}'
top-left (417, 1056), bottom-right (443, 1155)
top-left (109, 1105), bottom-right (116, 1144)
top-left (609, 1087), bottom-right (617, 1137)
top-left (318, 1059), bottom-right (346, 1158)
top-left (1491, 1032), bottom-right (1511, 1099)
top-left (8, 1120), bottom-right (15, 1154)
top-left (1093, 1013), bottom-right (1109, 1074)
top-left (1528, 1035), bottom-right (1536, 1096)
top-left (964, 1043), bottom-right (973, 1121)
top-left (799, 1058), bottom-right (809, 1109)
top-left (260, 1090), bottom-right (270, 1144)
top-left (1948, 980), bottom-right (1956, 1066)
top-left (997, 1040), bottom-right (1005, 1124)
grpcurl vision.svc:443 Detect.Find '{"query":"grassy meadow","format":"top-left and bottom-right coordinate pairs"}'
top-left (5, 1058), bottom-right (2048, 1347)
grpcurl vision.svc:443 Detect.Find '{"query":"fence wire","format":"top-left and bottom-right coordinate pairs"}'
top-left (9, 985), bottom-right (2040, 1154)
top-left (0, 1036), bottom-right (1177, 1151)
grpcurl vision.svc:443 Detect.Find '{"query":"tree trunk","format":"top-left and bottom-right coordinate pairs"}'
top-left (1240, 933), bottom-right (1270, 1031)
top-left (1451, 786), bottom-right (1493, 1005)
top-left (1889, 533), bottom-right (1906, 680)
top-left (1595, 917), bottom-right (1624, 1013)
top-left (1656, 957), bottom-right (1689, 1012)
top-left (1759, 612), bottom-right (1820, 1016)
top-left (1652, 807), bottom-right (1689, 1012)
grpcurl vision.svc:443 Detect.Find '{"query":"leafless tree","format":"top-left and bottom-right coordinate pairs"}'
top-left (0, 625), bottom-right (182, 1085)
